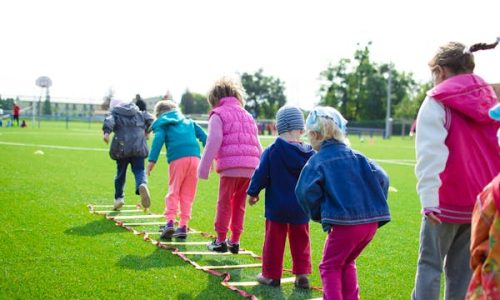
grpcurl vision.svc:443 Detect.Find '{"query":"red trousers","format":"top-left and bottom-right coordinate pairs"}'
top-left (262, 219), bottom-right (312, 279)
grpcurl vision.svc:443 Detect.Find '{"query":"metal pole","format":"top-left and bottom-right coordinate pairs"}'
top-left (385, 65), bottom-right (392, 139)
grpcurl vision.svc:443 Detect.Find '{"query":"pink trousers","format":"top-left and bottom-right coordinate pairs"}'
top-left (164, 156), bottom-right (199, 227)
top-left (262, 219), bottom-right (312, 279)
top-left (320, 223), bottom-right (378, 300)
top-left (214, 176), bottom-right (250, 243)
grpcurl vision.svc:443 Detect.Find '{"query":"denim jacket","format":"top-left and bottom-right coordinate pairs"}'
top-left (295, 139), bottom-right (390, 232)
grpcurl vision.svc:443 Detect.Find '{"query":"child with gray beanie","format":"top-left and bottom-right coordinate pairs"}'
top-left (247, 105), bottom-right (315, 289)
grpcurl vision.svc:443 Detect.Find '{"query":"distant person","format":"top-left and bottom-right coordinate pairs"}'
top-left (147, 100), bottom-right (207, 239)
top-left (247, 106), bottom-right (315, 289)
top-left (412, 38), bottom-right (500, 300)
top-left (13, 103), bottom-right (20, 126)
top-left (198, 77), bottom-right (262, 253)
top-left (467, 103), bottom-right (500, 299)
top-left (135, 94), bottom-right (147, 112)
top-left (102, 98), bottom-right (154, 211)
top-left (20, 120), bottom-right (27, 128)
top-left (295, 106), bottom-right (390, 300)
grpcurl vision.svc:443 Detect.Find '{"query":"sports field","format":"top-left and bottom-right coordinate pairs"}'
top-left (0, 122), bottom-right (422, 299)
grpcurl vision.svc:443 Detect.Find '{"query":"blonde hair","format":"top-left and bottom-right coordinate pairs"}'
top-left (154, 100), bottom-right (178, 117)
top-left (429, 39), bottom-right (499, 74)
top-left (207, 76), bottom-right (246, 107)
top-left (310, 117), bottom-right (348, 145)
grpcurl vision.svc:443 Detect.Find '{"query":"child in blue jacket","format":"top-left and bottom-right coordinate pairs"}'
top-left (247, 106), bottom-right (315, 289)
top-left (147, 100), bottom-right (207, 239)
top-left (295, 106), bottom-right (390, 300)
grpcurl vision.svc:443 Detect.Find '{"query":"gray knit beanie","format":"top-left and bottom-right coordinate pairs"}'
top-left (276, 106), bottom-right (305, 135)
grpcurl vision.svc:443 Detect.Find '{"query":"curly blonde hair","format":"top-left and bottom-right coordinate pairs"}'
top-left (154, 100), bottom-right (178, 117)
top-left (207, 76), bottom-right (246, 107)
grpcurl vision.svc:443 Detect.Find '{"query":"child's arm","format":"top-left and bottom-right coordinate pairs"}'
top-left (102, 114), bottom-right (115, 144)
top-left (247, 147), bottom-right (271, 205)
top-left (147, 128), bottom-right (165, 171)
top-left (194, 122), bottom-right (208, 147)
top-left (295, 162), bottom-right (323, 222)
top-left (198, 115), bottom-right (223, 180)
top-left (368, 159), bottom-right (389, 198)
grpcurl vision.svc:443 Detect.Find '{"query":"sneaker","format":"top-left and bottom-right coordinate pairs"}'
top-left (294, 274), bottom-right (310, 289)
top-left (227, 240), bottom-right (240, 254)
top-left (113, 198), bottom-right (124, 210)
top-left (160, 220), bottom-right (175, 239)
top-left (207, 239), bottom-right (228, 252)
top-left (138, 184), bottom-right (150, 209)
top-left (256, 273), bottom-right (280, 287)
top-left (173, 225), bottom-right (187, 239)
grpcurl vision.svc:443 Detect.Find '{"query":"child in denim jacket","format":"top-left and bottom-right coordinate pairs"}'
top-left (295, 106), bottom-right (390, 300)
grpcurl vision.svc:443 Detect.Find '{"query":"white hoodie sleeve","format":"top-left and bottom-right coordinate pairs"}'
top-left (415, 96), bottom-right (449, 209)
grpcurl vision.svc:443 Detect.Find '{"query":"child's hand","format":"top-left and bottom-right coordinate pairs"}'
top-left (248, 196), bottom-right (259, 206)
top-left (103, 133), bottom-right (110, 144)
top-left (147, 161), bottom-right (155, 176)
top-left (426, 212), bottom-right (442, 224)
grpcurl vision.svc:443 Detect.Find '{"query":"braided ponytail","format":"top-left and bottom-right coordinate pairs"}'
top-left (469, 37), bottom-right (500, 52)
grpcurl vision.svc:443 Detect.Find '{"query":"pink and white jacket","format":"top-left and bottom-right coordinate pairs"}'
top-left (198, 97), bottom-right (261, 179)
top-left (415, 74), bottom-right (499, 223)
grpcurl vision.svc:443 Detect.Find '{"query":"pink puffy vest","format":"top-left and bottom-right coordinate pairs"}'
top-left (209, 97), bottom-right (261, 172)
top-left (429, 74), bottom-right (500, 223)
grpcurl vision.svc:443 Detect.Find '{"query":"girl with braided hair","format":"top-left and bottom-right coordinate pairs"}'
top-left (412, 37), bottom-right (500, 300)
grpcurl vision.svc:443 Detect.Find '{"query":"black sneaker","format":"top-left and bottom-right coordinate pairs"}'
top-left (294, 274), bottom-right (310, 289)
top-left (256, 273), bottom-right (280, 287)
top-left (160, 221), bottom-right (175, 239)
top-left (227, 240), bottom-right (239, 254)
top-left (172, 226), bottom-right (187, 239)
top-left (207, 239), bottom-right (228, 252)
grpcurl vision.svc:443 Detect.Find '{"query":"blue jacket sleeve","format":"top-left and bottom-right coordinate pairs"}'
top-left (247, 148), bottom-right (271, 197)
top-left (102, 114), bottom-right (115, 134)
top-left (369, 160), bottom-right (390, 199)
top-left (295, 161), bottom-right (323, 222)
top-left (148, 128), bottom-right (165, 162)
top-left (194, 122), bottom-right (207, 147)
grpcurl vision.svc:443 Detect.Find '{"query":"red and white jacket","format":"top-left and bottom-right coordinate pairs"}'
top-left (415, 74), bottom-right (499, 223)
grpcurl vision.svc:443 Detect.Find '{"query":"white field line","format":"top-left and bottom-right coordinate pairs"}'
top-left (374, 159), bottom-right (415, 167)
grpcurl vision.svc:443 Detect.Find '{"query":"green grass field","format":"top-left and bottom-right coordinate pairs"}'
top-left (0, 122), bottom-right (422, 299)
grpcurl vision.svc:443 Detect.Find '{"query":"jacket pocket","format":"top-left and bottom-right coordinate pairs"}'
top-left (110, 136), bottom-right (126, 160)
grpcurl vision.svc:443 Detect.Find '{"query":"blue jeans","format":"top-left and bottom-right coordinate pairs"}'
top-left (114, 157), bottom-right (147, 200)
top-left (411, 218), bottom-right (472, 300)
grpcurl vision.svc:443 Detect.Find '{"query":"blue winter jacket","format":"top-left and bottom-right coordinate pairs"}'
top-left (148, 109), bottom-right (207, 163)
top-left (295, 139), bottom-right (390, 232)
top-left (247, 137), bottom-right (315, 224)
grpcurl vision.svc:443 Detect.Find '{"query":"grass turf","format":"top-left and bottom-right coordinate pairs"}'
top-left (0, 122), bottom-right (422, 299)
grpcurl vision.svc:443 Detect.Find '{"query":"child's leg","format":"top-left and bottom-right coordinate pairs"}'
top-left (262, 220), bottom-right (287, 280)
top-left (177, 157), bottom-right (199, 227)
top-left (214, 176), bottom-right (236, 242)
top-left (444, 224), bottom-right (471, 300)
top-left (164, 159), bottom-right (186, 222)
top-left (319, 223), bottom-right (377, 300)
top-left (289, 223), bottom-right (312, 276)
top-left (114, 158), bottom-right (129, 199)
top-left (130, 156), bottom-right (146, 195)
top-left (228, 177), bottom-right (250, 243)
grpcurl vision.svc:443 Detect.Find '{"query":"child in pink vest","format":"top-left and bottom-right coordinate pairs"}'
top-left (412, 38), bottom-right (500, 300)
top-left (198, 77), bottom-right (262, 253)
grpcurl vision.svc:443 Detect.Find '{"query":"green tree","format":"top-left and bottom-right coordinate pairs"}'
top-left (240, 69), bottom-right (287, 119)
top-left (180, 90), bottom-right (210, 114)
top-left (319, 43), bottom-right (418, 121)
top-left (43, 92), bottom-right (52, 115)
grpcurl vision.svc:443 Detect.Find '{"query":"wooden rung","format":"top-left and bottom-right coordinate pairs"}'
top-left (222, 277), bottom-right (295, 287)
top-left (176, 250), bottom-right (254, 256)
top-left (197, 263), bottom-right (262, 270)
top-left (90, 204), bottom-right (137, 208)
top-left (145, 230), bottom-right (201, 235)
top-left (122, 222), bottom-right (166, 226)
top-left (112, 214), bottom-right (164, 220)
top-left (158, 241), bottom-right (209, 246)
top-left (94, 210), bottom-right (143, 213)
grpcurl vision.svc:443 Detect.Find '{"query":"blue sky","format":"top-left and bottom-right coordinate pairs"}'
top-left (1, 0), bottom-right (499, 109)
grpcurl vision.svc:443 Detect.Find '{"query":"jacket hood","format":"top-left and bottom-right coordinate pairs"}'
top-left (274, 137), bottom-right (314, 174)
top-left (151, 109), bottom-right (185, 131)
top-left (428, 74), bottom-right (498, 124)
top-left (112, 103), bottom-right (140, 117)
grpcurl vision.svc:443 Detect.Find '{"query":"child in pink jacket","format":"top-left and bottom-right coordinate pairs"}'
top-left (198, 77), bottom-right (262, 254)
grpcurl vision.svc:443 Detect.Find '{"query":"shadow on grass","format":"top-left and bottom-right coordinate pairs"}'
top-left (64, 218), bottom-right (124, 236)
top-left (116, 248), bottom-right (185, 270)
top-left (177, 273), bottom-right (240, 300)
top-left (249, 283), bottom-right (314, 300)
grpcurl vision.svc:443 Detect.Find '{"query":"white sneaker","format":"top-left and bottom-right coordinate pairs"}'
top-left (113, 198), bottom-right (124, 210)
top-left (138, 184), bottom-right (151, 209)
